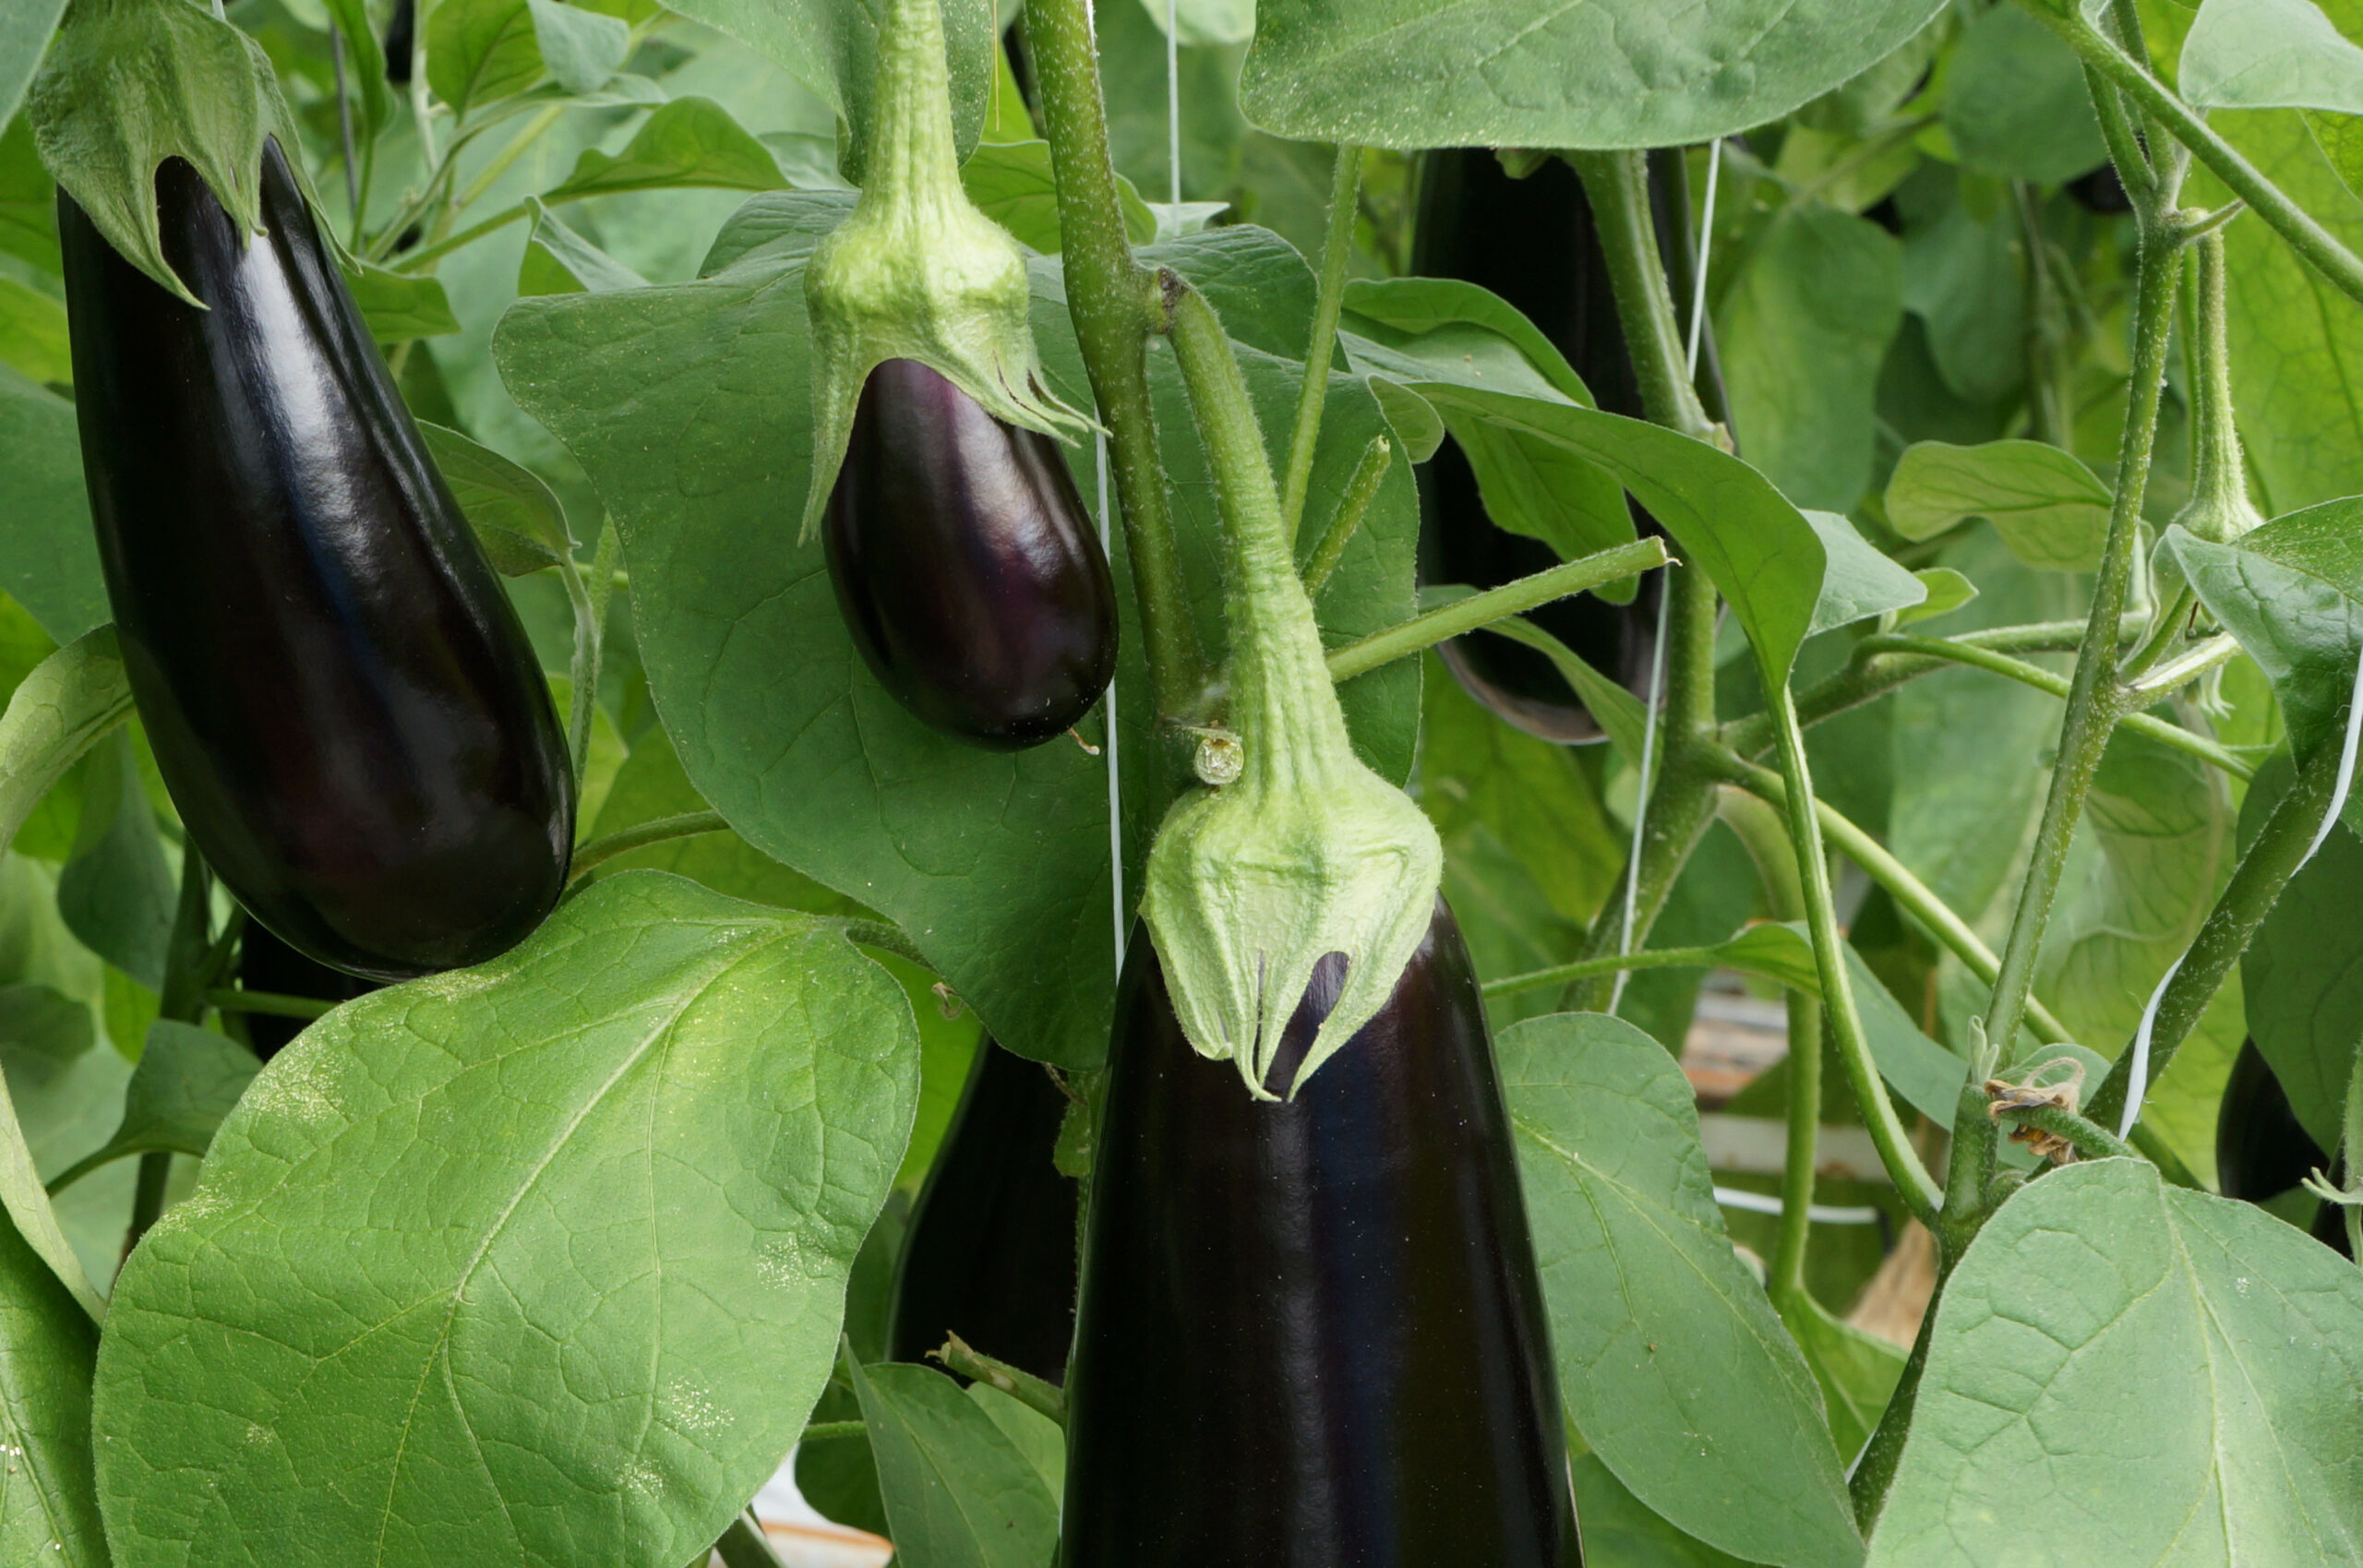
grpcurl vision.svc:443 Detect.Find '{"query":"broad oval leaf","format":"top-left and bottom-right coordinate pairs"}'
top-left (1237, 0), bottom-right (1949, 152)
top-left (1867, 1159), bottom-right (2363, 1564)
top-left (0, 1200), bottom-right (105, 1567)
top-left (418, 420), bottom-right (577, 577)
top-left (90, 871), bottom-right (920, 1568)
top-left (1502, 1011), bottom-right (1864, 1568)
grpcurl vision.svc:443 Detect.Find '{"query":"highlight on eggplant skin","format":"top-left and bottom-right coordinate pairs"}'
top-left (823, 357), bottom-right (1118, 750)
top-left (1411, 146), bottom-right (1683, 745)
top-left (886, 1038), bottom-right (1080, 1385)
top-left (1061, 900), bottom-right (1580, 1568)
top-left (57, 142), bottom-right (574, 983)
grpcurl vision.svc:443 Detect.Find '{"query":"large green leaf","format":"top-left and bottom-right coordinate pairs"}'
top-left (543, 96), bottom-right (790, 201)
top-left (0, 1198), bottom-right (104, 1567)
top-left (1405, 385), bottom-right (1828, 681)
top-left (494, 211), bottom-right (1421, 1070)
top-left (1867, 1160), bottom-right (2363, 1563)
top-left (1941, 3), bottom-right (2109, 183)
top-left (1236, 0), bottom-right (1949, 152)
top-left (654, 0), bottom-right (992, 186)
top-left (2163, 503), bottom-right (2363, 765)
top-left (848, 1359), bottom-right (1059, 1568)
top-left (1503, 1011), bottom-right (1863, 1568)
top-left (90, 872), bottom-right (920, 1568)
top-left (1716, 206), bottom-right (1902, 512)
top-left (2243, 776), bottom-right (2363, 1152)
top-left (0, 368), bottom-right (106, 643)
top-left (2180, 0), bottom-right (2363, 110)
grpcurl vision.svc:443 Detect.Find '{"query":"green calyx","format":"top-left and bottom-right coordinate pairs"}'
top-left (2171, 229), bottom-right (2262, 547)
top-left (29, 0), bottom-right (306, 307)
top-left (798, 0), bottom-right (1090, 543)
top-left (1141, 281), bottom-right (1443, 1101)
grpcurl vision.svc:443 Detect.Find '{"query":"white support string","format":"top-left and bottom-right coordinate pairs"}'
top-left (2119, 635), bottom-right (2363, 1140)
top-left (1165, 0), bottom-right (1182, 209)
top-left (1098, 429), bottom-right (1124, 973)
top-left (1609, 144), bottom-right (1719, 1016)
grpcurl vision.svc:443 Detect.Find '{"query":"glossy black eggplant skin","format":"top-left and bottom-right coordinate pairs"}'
top-left (823, 358), bottom-right (1117, 749)
top-left (237, 923), bottom-right (378, 1061)
top-left (58, 145), bottom-right (572, 981)
top-left (1061, 901), bottom-right (1580, 1568)
top-left (1412, 149), bottom-right (1708, 744)
top-left (886, 1038), bottom-right (1079, 1383)
top-left (383, 0), bottom-right (416, 85)
top-left (2217, 1039), bottom-right (2352, 1257)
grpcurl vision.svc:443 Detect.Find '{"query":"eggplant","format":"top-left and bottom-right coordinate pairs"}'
top-left (822, 357), bottom-right (1117, 749)
top-left (235, 922), bottom-right (378, 1061)
top-left (2068, 163), bottom-right (2132, 216)
top-left (2216, 1039), bottom-right (2351, 1257)
top-left (58, 143), bottom-right (573, 981)
top-left (1410, 149), bottom-right (1712, 744)
top-left (1061, 900), bottom-right (1579, 1567)
top-left (886, 1038), bottom-right (1079, 1383)
top-left (383, 0), bottom-right (416, 86)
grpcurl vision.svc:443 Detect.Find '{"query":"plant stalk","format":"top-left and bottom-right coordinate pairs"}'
top-left (1027, 0), bottom-right (1203, 718)
top-left (1300, 434), bottom-right (1391, 600)
top-left (570, 811), bottom-right (732, 881)
top-left (1325, 537), bottom-right (1669, 686)
top-left (1280, 144), bottom-right (1362, 543)
top-left (205, 987), bottom-right (336, 1020)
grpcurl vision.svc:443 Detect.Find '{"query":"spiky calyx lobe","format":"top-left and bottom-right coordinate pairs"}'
top-left (798, 0), bottom-right (1089, 542)
top-left (29, 0), bottom-right (308, 306)
top-left (1139, 281), bottom-right (1442, 1101)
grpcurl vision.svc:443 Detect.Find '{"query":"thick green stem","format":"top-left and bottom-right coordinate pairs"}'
top-left (1027, 0), bottom-right (1202, 717)
top-left (2086, 740), bottom-right (2345, 1131)
top-left (1280, 145), bottom-right (1361, 543)
top-left (1855, 633), bottom-right (2250, 779)
top-left (1565, 150), bottom-right (1714, 441)
top-left (2043, 5), bottom-right (2363, 310)
top-left (1851, 1287), bottom-right (1940, 1526)
top-left (1763, 684), bottom-right (1944, 1224)
top-left (1325, 538), bottom-right (1668, 686)
top-left (1979, 200), bottom-right (2183, 1067)
top-left (1711, 749), bottom-right (2077, 1047)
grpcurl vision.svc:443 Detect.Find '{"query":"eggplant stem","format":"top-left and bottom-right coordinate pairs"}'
top-left (1277, 144), bottom-right (1362, 544)
top-left (1325, 537), bottom-right (1668, 687)
top-left (568, 811), bottom-right (730, 881)
top-left (1298, 433), bottom-right (1392, 600)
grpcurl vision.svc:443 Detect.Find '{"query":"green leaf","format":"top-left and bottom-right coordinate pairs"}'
top-left (1867, 1160), bottom-right (2363, 1564)
top-left (416, 420), bottom-right (576, 576)
top-left (0, 0), bottom-right (70, 133)
top-left (524, 0), bottom-right (630, 96)
top-left (848, 1359), bottom-right (1060, 1568)
top-left (654, 0), bottom-right (994, 186)
top-left (965, 1382), bottom-right (1062, 1506)
top-left (1405, 386), bottom-right (1828, 681)
top-left (426, 0), bottom-right (544, 118)
top-left (544, 96), bottom-right (788, 201)
top-left (1884, 439), bottom-right (2112, 571)
top-left (1502, 1011), bottom-right (1864, 1568)
top-left (1941, 3), bottom-right (2110, 184)
top-left (1340, 276), bottom-right (1592, 404)
top-left (0, 367), bottom-right (108, 642)
top-left (341, 257), bottom-right (460, 342)
top-left (0, 1198), bottom-right (105, 1567)
top-left (1898, 180), bottom-right (2027, 409)
top-left (1136, 0), bottom-right (1254, 47)
top-left (517, 199), bottom-right (650, 297)
top-left (91, 871), bottom-right (920, 1568)
top-left (957, 138), bottom-right (1157, 254)
top-left (495, 223), bottom-right (1421, 1070)
top-left (1236, 0), bottom-right (1949, 152)
top-left (1569, 1454), bottom-right (1755, 1567)
top-left (587, 728), bottom-right (858, 914)
top-left (2163, 502), bottom-right (2363, 765)
top-left (1895, 567), bottom-right (1978, 626)
top-left (316, 0), bottom-right (394, 131)
top-left (0, 274), bottom-right (67, 386)
top-left (2243, 768), bottom-right (2363, 1151)
top-left (1462, 607), bottom-right (1650, 761)
top-left (2180, 0), bottom-right (2363, 110)
top-left (1785, 1295), bottom-right (1908, 1466)
top-left (1, 996), bottom-right (126, 1316)
top-left (54, 735), bottom-right (172, 990)
top-left (1842, 942), bottom-right (1970, 1127)
top-left (43, 1019), bottom-right (258, 1193)
top-left (0, 982), bottom-right (91, 1067)
top-left (1804, 510), bottom-right (1925, 637)
top-left (0, 629), bottom-right (128, 871)
top-left (0, 114), bottom-right (60, 276)
top-left (1716, 206), bottom-right (1902, 512)
top-left (700, 189), bottom-right (859, 275)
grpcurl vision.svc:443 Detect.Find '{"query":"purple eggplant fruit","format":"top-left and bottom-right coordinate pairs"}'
top-left (822, 358), bottom-right (1117, 749)
top-left (1061, 899), bottom-right (1580, 1567)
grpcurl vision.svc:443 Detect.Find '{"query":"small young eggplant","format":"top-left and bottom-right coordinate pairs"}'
top-left (235, 923), bottom-right (378, 1061)
top-left (2217, 1039), bottom-right (2351, 1258)
top-left (886, 1037), bottom-right (1079, 1382)
top-left (1411, 148), bottom-right (1707, 744)
top-left (824, 359), bottom-right (1118, 748)
top-left (58, 143), bottom-right (573, 981)
top-left (1060, 901), bottom-right (1580, 1568)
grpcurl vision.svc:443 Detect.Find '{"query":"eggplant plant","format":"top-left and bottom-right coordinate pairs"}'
top-left (5, 0), bottom-right (2363, 1565)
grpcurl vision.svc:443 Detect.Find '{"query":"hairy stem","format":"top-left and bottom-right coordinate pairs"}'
top-left (1028, 0), bottom-right (1203, 718)
top-left (1280, 144), bottom-right (1361, 542)
top-left (1325, 538), bottom-right (1669, 686)
top-left (1994, 1103), bottom-right (2140, 1162)
top-left (1300, 434), bottom-right (1392, 599)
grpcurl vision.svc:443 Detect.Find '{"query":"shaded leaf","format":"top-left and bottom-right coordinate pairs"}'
top-left (517, 199), bottom-right (650, 297)
top-left (524, 0), bottom-right (629, 96)
top-left (849, 1359), bottom-right (1059, 1568)
top-left (1942, 4), bottom-right (2109, 183)
top-left (1569, 1454), bottom-right (1754, 1568)
top-left (1885, 439), bottom-right (2111, 571)
top-left (544, 96), bottom-right (788, 202)
top-left (44, 1019), bottom-right (258, 1192)
top-left (90, 872), bottom-right (920, 1568)
top-left (54, 735), bottom-right (171, 990)
top-left (0, 274), bottom-right (68, 386)
top-left (0, 1198), bottom-right (104, 1567)
top-left (1503, 1011), bottom-right (1863, 1568)
top-left (0, 367), bottom-right (107, 642)
top-left (342, 258), bottom-right (459, 342)
top-left (426, 0), bottom-right (543, 118)
top-left (0, 982), bottom-right (90, 1067)
top-left (417, 420), bottom-right (575, 576)
top-left (2180, 0), bottom-right (2363, 110)
top-left (958, 139), bottom-right (1156, 254)
top-left (1804, 510), bottom-right (1925, 636)
top-left (2243, 763), bottom-right (2363, 1151)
